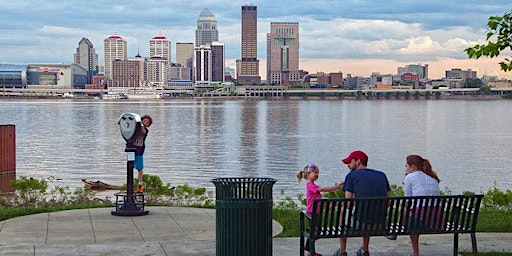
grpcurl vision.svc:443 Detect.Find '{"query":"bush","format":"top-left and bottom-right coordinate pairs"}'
top-left (481, 183), bottom-right (512, 211)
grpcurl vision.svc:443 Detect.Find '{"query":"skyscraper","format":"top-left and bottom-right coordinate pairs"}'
top-left (195, 45), bottom-right (211, 85)
top-left (176, 42), bottom-right (194, 80)
top-left (149, 32), bottom-right (171, 63)
top-left (103, 32), bottom-right (127, 80)
top-left (267, 22), bottom-right (300, 85)
top-left (238, 5), bottom-right (260, 85)
top-left (195, 8), bottom-right (219, 47)
top-left (211, 42), bottom-right (225, 82)
top-left (74, 37), bottom-right (98, 83)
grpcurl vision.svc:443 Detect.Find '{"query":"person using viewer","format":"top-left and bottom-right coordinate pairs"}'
top-left (133, 114), bottom-right (153, 193)
top-left (297, 163), bottom-right (343, 256)
top-left (333, 150), bottom-right (390, 256)
top-left (404, 154), bottom-right (441, 256)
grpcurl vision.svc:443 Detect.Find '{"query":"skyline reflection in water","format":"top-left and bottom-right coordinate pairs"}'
top-left (0, 99), bottom-right (511, 199)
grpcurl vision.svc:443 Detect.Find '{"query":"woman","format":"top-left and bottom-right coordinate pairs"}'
top-left (404, 155), bottom-right (441, 256)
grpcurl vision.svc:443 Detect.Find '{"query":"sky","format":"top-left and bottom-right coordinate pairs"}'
top-left (1, 0), bottom-right (512, 80)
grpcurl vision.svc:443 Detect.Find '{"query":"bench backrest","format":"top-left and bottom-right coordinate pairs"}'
top-left (309, 195), bottom-right (483, 238)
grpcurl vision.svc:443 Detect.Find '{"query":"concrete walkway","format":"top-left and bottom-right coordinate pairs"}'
top-left (0, 207), bottom-right (510, 255)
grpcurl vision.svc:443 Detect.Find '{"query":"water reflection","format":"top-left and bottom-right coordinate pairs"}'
top-left (0, 99), bottom-right (511, 199)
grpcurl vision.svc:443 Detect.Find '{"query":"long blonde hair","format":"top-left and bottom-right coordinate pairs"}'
top-left (296, 163), bottom-right (318, 182)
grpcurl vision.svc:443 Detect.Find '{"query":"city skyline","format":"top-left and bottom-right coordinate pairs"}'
top-left (1, 1), bottom-right (512, 80)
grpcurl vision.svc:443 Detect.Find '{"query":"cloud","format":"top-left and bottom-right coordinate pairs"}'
top-left (0, 0), bottom-right (511, 79)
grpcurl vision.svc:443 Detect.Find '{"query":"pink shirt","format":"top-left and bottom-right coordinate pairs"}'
top-left (306, 182), bottom-right (322, 214)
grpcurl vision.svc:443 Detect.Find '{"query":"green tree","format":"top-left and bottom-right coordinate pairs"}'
top-left (464, 78), bottom-right (484, 88)
top-left (465, 11), bottom-right (512, 72)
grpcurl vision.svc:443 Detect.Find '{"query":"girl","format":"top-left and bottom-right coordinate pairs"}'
top-left (297, 163), bottom-right (343, 256)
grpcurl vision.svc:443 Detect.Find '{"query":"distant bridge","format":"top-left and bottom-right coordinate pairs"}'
top-left (1, 86), bottom-right (512, 99)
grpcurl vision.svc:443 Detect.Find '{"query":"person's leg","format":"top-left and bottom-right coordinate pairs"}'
top-left (409, 234), bottom-right (420, 256)
top-left (361, 236), bottom-right (370, 253)
top-left (134, 155), bottom-right (145, 192)
top-left (339, 237), bottom-right (347, 253)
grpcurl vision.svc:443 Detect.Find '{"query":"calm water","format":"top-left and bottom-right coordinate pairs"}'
top-left (0, 98), bottom-right (511, 199)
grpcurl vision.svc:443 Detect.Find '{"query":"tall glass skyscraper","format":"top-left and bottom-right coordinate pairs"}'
top-left (237, 5), bottom-right (260, 85)
top-left (74, 37), bottom-right (98, 83)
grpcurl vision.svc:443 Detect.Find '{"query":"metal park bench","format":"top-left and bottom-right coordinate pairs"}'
top-left (300, 195), bottom-right (484, 256)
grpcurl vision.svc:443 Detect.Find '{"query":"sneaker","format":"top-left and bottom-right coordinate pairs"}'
top-left (356, 247), bottom-right (370, 256)
top-left (136, 183), bottom-right (144, 193)
top-left (332, 249), bottom-right (348, 256)
top-left (306, 252), bottom-right (323, 256)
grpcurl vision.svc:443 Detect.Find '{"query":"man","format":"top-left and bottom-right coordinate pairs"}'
top-left (333, 150), bottom-right (390, 256)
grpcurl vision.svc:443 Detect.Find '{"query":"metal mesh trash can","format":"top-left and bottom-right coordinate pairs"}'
top-left (211, 177), bottom-right (277, 256)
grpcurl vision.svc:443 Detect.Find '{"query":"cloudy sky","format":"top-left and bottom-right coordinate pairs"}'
top-left (1, 0), bottom-right (512, 80)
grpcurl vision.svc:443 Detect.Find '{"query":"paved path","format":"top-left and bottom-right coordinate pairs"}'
top-left (0, 207), bottom-right (510, 255)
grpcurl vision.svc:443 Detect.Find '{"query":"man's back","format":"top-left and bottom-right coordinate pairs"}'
top-left (343, 168), bottom-right (390, 197)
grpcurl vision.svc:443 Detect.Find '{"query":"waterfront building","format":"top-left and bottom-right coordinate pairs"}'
top-left (237, 5), bottom-right (261, 85)
top-left (211, 42), bottom-right (225, 82)
top-left (86, 74), bottom-right (106, 89)
top-left (397, 64), bottom-right (429, 80)
top-left (445, 68), bottom-right (477, 80)
top-left (149, 32), bottom-right (171, 63)
top-left (110, 58), bottom-right (144, 88)
top-left (444, 68), bottom-right (477, 88)
top-left (266, 22), bottom-right (300, 85)
top-left (103, 32), bottom-right (127, 80)
top-left (401, 73), bottom-right (420, 88)
top-left (195, 45), bottom-right (212, 86)
top-left (0, 64), bottom-right (27, 88)
top-left (73, 37), bottom-right (98, 84)
top-left (344, 74), bottom-right (369, 90)
top-left (195, 8), bottom-right (218, 47)
top-left (26, 64), bottom-right (87, 88)
top-left (176, 42), bottom-right (194, 80)
top-left (304, 72), bottom-right (342, 88)
top-left (168, 63), bottom-right (191, 81)
top-left (145, 57), bottom-right (167, 87)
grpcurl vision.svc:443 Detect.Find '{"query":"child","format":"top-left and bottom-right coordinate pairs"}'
top-left (133, 114), bottom-right (153, 193)
top-left (296, 163), bottom-right (343, 256)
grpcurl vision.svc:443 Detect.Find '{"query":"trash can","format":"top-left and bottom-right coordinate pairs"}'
top-left (211, 177), bottom-right (277, 256)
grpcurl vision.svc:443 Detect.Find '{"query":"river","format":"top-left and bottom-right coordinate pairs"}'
top-left (0, 98), bottom-right (511, 199)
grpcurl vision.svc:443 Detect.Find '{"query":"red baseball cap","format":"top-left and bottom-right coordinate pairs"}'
top-left (341, 150), bottom-right (368, 164)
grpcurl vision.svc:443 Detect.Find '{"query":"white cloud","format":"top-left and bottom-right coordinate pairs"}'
top-left (0, 0), bottom-right (511, 79)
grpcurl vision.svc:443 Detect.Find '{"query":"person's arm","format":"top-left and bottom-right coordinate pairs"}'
top-left (318, 181), bottom-right (343, 192)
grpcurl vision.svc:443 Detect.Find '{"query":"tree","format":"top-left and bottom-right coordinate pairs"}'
top-left (464, 78), bottom-right (484, 88)
top-left (465, 11), bottom-right (512, 72)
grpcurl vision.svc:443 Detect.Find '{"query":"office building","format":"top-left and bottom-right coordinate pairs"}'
top-left (398, 64), bottom-right (429, 80)
top-left (74, 37), bottom-right (98, 83)
top-left (195, 8), bottom-right (219, 47)
top-left (237, 5), bottom-right (260, 84)
top-left (176, 42), bottom-right (194, 80)
top-left (211, 42), bottom-right (225, 82)
top-left (103, 32), bottom-right (127, 80)
top-left (267, 22), bottom-right (300, 85)
top-left (149, 32), bottom-right (171, 62)
top-left (195, 45), bottom-right (211, 85)
top-left (111, 59), bottom-right (144, 87)
top-left (145, 58), bottom-right (167, 87)
top-left (0, 64), bottom-right (27, 88)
